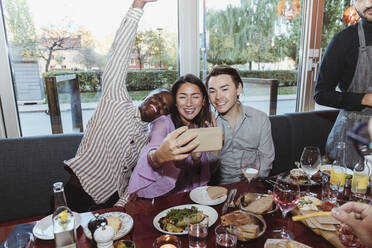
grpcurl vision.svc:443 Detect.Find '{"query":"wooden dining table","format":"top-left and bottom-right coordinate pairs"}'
top-left (0, 180), bottom-right (335, 248)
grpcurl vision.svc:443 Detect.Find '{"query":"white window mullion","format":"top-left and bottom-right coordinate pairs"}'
top-left (178, 0), bottom-right (200, 77)
top-left (297, 0), bottom-right (324, 112)
top-left (0, 5), bottom-right (20, 138)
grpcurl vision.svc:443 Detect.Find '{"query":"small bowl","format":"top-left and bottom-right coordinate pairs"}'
top-left (221, 210), bottom-right (267, 242)
top-left (114, 240), bottom-right (136, 248)
top-left (235, 193), bottom-right (278, 215)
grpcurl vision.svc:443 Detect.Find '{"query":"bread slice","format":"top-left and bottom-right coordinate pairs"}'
top-left (245, 195), bottom-right (274, 214)
top-left (221, 211), bottom-right (255, 226)
top-left (238, 223), bottom-right (259, 235)
top-left (106, 216), bottom-right (121, 234)
top-left (206, 186), bottom-right (227, 200)
top-left (264, 239), bottom-right (312, 248)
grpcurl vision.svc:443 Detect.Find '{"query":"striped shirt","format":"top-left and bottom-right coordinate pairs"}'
top-left (64, 8), bottom-right (148, 207)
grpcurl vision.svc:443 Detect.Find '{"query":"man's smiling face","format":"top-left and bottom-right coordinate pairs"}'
top-left (354, 0), bottom-right (372, 22)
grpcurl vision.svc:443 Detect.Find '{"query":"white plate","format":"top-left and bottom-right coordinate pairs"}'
top-left (153, 204), bottom-right (218, 235)
top-left (33, 212), bottom-right (81, 240)
top-left (83, 212), bottom-right (133, 240)
top-left (320, 164), bottom-right (353, 175)
top-left (189, 186), bottom-right (227, 205)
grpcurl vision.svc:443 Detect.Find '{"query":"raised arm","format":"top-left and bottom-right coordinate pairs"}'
top-left (101, 0), bottom-right (157, 100)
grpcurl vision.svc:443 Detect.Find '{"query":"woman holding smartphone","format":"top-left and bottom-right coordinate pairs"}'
top-left (128, 74), bottom-right (213, 198)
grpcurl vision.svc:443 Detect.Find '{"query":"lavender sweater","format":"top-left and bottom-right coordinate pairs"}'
top-left (128, 115), bottom-right (210, 198)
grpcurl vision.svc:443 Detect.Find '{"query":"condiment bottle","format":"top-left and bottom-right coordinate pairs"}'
top-left (88, 214), bottom-right (107, 248)
top-left (52, 182), bottom-right (76, 248)
top-left (330, 142), bottom-right (347, 203)
top-left (94, 223), bottom-right (114, 248)
top-left (351, 158), bottom-right (370, 197)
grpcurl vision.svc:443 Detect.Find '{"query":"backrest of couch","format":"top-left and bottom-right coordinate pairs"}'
top-left (269, 110), bottom-right (338, 175)
top-left (0, 133), bottom-right (83, 222)
top-left (286, 110), bottom-right (339, 164)
top-left (269, 115), bottom-right (292, 176)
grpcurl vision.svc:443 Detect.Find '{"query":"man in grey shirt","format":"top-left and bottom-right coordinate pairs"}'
top-left (206, 66), bottom-right (275, 184)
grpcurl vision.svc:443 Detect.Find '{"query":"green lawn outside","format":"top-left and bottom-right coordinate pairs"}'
top-left (58, 87), bottom-right (296, 104)
top-left (278, 86), bottom-right (297, 95)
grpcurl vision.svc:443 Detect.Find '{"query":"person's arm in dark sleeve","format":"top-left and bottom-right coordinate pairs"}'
top-left (314, 35), bottom-right (365, 111)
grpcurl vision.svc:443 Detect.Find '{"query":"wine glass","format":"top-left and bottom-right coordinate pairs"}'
top-left (300, 146), bottom-right (321, 195)
top-left (273, 175), bottom-right (300, 239)
top-left (240, 151), bottom-right (260, 183)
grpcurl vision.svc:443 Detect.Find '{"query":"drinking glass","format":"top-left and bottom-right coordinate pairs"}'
top-left (215, 225), bottom-right (237, 248)
top-left (4, 232), bottom-right (34, 248)
top-left (153, 235), bottom-right (181, 248)
top-left (188, 214), bottom-right (208, 248)
top-left (300, 146), bottom-right (321, 195)
top-left (273, 175), bottom-right (300, 239)
top-left (240, 151), bottom-right (260, 183)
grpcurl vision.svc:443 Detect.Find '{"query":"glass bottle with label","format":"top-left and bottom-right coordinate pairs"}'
top-left (351, 158), bottom-right (370, 197)
top-left (52, 182), bottom-right (76, 248)
top-left (330, 142), bottom-right (347, 203)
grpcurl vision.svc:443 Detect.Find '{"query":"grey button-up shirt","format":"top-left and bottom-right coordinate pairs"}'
top-left (211, 104), bottom-right (275, 184)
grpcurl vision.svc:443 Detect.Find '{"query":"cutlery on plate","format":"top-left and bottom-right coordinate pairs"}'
top-left (222, 190), bottom-right (233, 214)
top-left (227, 189), bottom-right (237, 208)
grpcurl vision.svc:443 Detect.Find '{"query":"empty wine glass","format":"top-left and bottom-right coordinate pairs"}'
top-left (240, 151), bottom-right (260, 183)
top-left (300, 146), bottom-right (321, 196)
top-left (273, 174), bottom-right (300, 239)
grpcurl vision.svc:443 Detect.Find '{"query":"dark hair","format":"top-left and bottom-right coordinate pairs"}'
top-left (171, 74), bottom-right (211, 129)
top-left (205, 66), bottom-right (243, 89)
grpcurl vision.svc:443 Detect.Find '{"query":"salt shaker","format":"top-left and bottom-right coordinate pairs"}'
top-left (94, 223), bottom-right (114, 248)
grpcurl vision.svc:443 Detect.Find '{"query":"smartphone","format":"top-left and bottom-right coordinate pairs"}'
top-left (179, 127), bottom-right (223, 153)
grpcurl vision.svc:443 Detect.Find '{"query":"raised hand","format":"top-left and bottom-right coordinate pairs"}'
top-left (204, 113), bottom-right (217, 127)
top-left (132, 0), bottom-right (158, 9)
top-left (154, 126), bottom-right (200, 165)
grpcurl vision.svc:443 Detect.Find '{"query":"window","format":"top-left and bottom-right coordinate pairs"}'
top-left (201, 0), bottom-right (303, 115)
top-left (1, 0), bottom-right (178, 137)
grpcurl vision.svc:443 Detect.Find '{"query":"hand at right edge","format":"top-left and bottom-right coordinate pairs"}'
top-left (332, 201), bottom-right (372, 248)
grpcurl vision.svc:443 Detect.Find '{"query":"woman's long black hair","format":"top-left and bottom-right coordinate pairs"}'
top-left (171, 74), bottom-right (211, 129)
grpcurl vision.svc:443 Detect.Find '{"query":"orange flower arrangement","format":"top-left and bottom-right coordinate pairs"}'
top-left (276, 0), bottom-right (301, 21)
top-left (342, 6), bottom-right (360, 25)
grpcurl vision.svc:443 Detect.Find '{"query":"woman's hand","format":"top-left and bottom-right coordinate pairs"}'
top-left (132, 0), bottom-right (157, 9)
top-left (153, 126), bottom-right (200, 165)
top-left (205, 113), bottom-right (217, 127)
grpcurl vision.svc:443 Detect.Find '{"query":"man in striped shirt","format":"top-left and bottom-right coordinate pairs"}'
top-left (64, 0), bottom-right (179, 209)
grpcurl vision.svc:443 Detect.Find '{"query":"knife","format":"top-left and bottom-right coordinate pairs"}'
top-left (222, 189), bottom-right (234, 215)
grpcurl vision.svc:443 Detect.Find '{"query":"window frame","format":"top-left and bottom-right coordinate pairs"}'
top-left (0, 0), bottom-right (325, 138)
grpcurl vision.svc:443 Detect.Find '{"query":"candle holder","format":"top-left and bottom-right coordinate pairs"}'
top-left (153, 235), bottom-right (181, 248)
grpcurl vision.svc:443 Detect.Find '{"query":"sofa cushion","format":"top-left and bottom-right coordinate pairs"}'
top-left (0, 133), bottom-right (83, 222)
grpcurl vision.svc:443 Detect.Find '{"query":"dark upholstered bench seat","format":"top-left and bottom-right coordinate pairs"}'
top-left (0, 110), bottom-right (338, 222)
